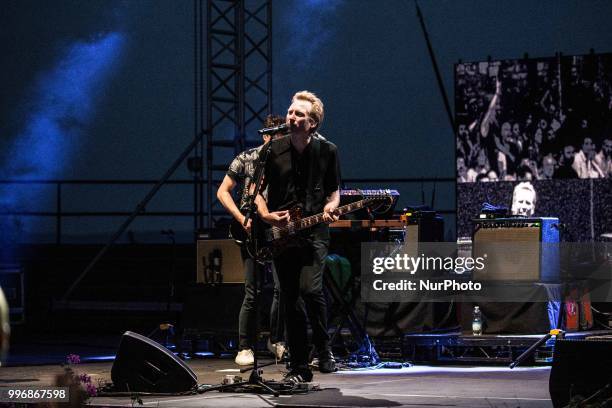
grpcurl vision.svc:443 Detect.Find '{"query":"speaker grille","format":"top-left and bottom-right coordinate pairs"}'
top-left (473, 226), bottom-right (541, 281)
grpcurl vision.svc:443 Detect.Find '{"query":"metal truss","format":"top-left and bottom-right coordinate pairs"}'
top-left (194, 0), bottom-right (272, 232)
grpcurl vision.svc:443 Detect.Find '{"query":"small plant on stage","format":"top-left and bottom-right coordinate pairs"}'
top-left (58, 353), bottom-right (98, 403)
top-left (66, 353), bottom-right (80, 365)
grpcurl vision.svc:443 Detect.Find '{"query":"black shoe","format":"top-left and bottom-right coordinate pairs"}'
top-left (284, 369), bottom-right (313, 384)
top-left (318, 350), bottom-right (336, 373)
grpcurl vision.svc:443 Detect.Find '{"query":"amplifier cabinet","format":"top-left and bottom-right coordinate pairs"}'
top-left (196, 239), bottom-right (244, 284)
top-left (402, 216), bottom-right (445, 243)
top-left (472, 217), bottom-right (560, 282)
top-left (397, 216), bottom-right (445, 259)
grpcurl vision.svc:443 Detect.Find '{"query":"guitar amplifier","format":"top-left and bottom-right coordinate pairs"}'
top-left (472, 217), bottom-right (560, 282)
top-left (402, 213), bottom-right (445, 243)
top-left (196, 239), bottom-right (244, 284)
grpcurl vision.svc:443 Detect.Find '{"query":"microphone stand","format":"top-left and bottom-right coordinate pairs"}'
top-left (509, 329), bottom-right (565, 369)
top-left (201, 140), bottom-right (281, 396)
top-left (241, 140), bottom-right (272, 257)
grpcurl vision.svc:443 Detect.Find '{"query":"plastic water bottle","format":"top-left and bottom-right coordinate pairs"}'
top-left (472, 306), bottom-right (483, 336)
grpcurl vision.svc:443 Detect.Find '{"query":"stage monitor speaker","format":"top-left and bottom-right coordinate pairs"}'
top-left (472, 217), bottom-right (559, 281)
top-left (196, 239), bottom-right (243, 283)
top-left (111, 331), bottom-right (197, 393)
top-left (549, 338), bottom-right (612, 407)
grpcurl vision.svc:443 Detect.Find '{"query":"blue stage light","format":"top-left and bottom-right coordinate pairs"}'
top-left (0, 32), bottom-right (125, 247)
top-left (82, 355), bottom-right (116, 362)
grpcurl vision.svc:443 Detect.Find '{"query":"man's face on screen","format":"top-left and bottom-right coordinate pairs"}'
top-left (457, 158), bottom-right (467, 176)
top-left (512, 123), bottom-right (520, 138)
top-left (603, 139), bottom-right (612, 157)
top-left (512, 188), bottom-right (536, 217)
top-left (501, 122), bottom-right (512, 141)
top-left (543, 156), bottom-right (555, 178)
top-left (582, 137), bottom-right (594, 153)
top-left (563, 146), bottom-right (575, 164)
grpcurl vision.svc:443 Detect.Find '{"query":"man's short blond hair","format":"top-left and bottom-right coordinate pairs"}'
top-left (292, 90), bottom-right (324, 132)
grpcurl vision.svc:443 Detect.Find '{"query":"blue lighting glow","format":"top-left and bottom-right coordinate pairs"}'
top-left (338, 365), bottom-right (551, 376)
top-left (82, 355), bottom-right (117, 362)
top-left (0, 32), bottom-right (125, 249)
top-left (281, 0), bottom-right (344, 67)
top-left (5, 32), bottom-right (125, 180)
top-left (193, 351), bottom-right (215, 357)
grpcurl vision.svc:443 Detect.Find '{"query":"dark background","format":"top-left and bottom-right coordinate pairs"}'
top-left (2, 0), bottom-right (612, 243)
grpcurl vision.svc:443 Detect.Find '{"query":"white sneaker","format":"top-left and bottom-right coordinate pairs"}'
top-left (267, 339), bottom-right (286, 360)
top-left (235, 349), bottom-right (254, 366)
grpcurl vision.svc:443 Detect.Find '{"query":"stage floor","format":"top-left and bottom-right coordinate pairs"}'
top-left (0, 358), bottom-right (553, 407)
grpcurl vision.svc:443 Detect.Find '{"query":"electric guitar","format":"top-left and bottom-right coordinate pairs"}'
top-left (229, 194), bottom-right (392, 261)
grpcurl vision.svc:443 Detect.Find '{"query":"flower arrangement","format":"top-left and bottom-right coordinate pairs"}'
top-left (57, 353), bottom-right (99, 404)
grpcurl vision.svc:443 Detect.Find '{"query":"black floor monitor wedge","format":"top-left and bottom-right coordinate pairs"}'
top-left (549, 338), bottom-right (612, 407)
top-left (111, 331), bottom-right (197, 393)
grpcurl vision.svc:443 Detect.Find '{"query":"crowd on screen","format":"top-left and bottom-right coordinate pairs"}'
top-left (455, 55), bottom-right (612, 182)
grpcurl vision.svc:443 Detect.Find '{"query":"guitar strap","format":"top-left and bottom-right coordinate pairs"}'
top-left (305, 138), bottom-right (329, 214)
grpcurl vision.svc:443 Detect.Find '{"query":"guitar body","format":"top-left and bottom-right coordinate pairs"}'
top-left (228, 217), bottom-right (250, 245)
top-left (228, 216), bottom-right (266, 260)
top-left (229, 208), bottom-right (305, 262)
top-left (263, 206), bottom-right (303, 242)
top-left (229, 194), bottom-right (393, 262)
top-left (260, 206), bottom-right (311, 258)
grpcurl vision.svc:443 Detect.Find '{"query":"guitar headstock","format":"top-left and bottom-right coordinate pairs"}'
top-left (362, 191), bottom-right (395, 212)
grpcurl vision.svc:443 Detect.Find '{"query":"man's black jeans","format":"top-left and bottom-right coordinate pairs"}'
top-left (238, 249), bottom-right (283, 350)
top-left (274, 238), bottom-right (330, 370)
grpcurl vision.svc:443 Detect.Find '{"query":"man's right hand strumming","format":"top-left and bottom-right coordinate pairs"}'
top-left (261, 210), bottom-right (290, 228)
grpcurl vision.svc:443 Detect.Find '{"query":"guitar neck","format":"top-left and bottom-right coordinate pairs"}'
top-left (295, 199), bottom-right (373, 230)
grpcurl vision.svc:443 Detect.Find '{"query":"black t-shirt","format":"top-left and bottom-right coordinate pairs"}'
top-left (263, 135), bottom-right (340, 236)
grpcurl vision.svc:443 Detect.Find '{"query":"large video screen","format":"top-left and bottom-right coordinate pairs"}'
top-left (455, 53), bottom-right (612, 240)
